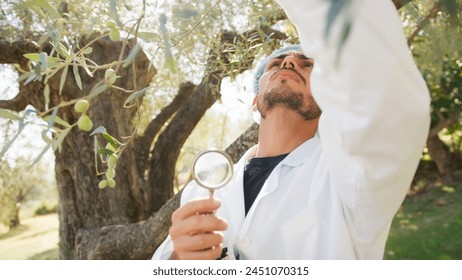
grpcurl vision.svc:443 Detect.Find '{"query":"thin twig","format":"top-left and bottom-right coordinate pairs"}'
top-left (407, 2), bottom-right (442, 46)
top-left (171, 0), bottom-right (223, 47)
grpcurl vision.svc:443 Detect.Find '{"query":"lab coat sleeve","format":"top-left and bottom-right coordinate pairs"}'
top-left (276, 0), bottom-right (430, 244)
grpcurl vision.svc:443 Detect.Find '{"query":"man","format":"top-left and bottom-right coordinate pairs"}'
top-left (153, 0), bottom-right (430, 260)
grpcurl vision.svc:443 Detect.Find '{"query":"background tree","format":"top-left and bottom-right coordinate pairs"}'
top-left (0, 120), bottom-right (56, 231)
top-left (403, 0), bottom-right (462, 176)
top-left (0, 0), bottom-right (461, 260)
top-left (0, 157), bottom-right (52, 228)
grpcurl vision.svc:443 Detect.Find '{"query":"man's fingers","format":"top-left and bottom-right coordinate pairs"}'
top-left (169, 197), bottom-right (227, 260)
top-left (169, 214), bottom-right (228, 237)
top-left (171, 198), bottom-right (221, 223)
top-left (174, 232), bottom-right (224, 252)
top-left (176, 243), bottom-right (224, 260)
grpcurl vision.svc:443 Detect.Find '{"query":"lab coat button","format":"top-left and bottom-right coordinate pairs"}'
top-left (240, 237), bottom-right (250, 248)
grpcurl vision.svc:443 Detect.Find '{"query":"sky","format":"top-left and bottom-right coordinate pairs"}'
top-left (0, 65), bottom-right (55, 167)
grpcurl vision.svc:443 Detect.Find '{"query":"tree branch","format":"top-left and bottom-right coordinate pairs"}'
top-left (212, 27), bottom-right (288, 77)
top-left (407, 2), bottom-right (442, 46)
top-left (0, 94), bottom-right (28, 112)
top-left (392, 0), bottom-right (412, 10)
top-left (426, 132), bottom-right (462, 174)
top-left (134, 82), bottom-right (196, 175)
top-left (225, 122), bottom-right (259, 163)
top-left (75, 188), bottom-right (182, 260)
top-left (0, 80), bottom-right (44, 112)
top-left (0, 37), bottom-right (39, 69)
top-left (0, 37), bottom-right (45, 112)
top-left (428, 112), bottom-right (461, 139)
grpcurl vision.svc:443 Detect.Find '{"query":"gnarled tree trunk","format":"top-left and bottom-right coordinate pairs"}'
top-left (46, 34), bottom-right (156, 259)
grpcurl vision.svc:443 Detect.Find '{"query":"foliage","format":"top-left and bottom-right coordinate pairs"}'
top-left (402, 0), bottom-right (462, 154)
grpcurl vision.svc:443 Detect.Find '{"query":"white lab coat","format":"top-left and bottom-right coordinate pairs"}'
top-left (153, 0), bottom-right (430, 259)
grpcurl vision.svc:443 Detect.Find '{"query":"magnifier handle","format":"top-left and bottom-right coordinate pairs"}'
top-left (208, 189), bottom-right (216, 216)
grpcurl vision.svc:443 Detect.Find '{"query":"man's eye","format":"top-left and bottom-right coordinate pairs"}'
top-left (303, 62), bottom-right (313, 68)
top-left (269, 62), bottom-right (280, 68)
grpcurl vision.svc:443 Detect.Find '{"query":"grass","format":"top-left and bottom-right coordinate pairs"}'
top-left (385, 182), bottom-right (462, 260)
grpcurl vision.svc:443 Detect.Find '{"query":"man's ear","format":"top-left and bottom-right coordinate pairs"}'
top-left (252, 94), bottom-right (259, 112)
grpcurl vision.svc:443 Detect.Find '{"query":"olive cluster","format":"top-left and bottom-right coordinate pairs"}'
top-left (98, 149), bottom-right (118, 189)
top-left (74, 100), bottom-right (93, 131)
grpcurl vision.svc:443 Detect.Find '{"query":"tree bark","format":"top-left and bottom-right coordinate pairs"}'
top-left (426, 134), bottom-right (462, 175)
top-left (0, 37), bottom-right (39, 68)
top-left (392, 0), bottom-right (412, 10)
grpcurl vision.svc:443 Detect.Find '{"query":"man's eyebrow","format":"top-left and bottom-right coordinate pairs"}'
top-left (272, 53), bottom-right (313, 60)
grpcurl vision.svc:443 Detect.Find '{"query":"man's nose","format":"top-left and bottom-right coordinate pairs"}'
top-left (281, 56), bottom-right (297, 69)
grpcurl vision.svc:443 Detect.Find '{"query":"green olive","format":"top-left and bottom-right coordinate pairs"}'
top-left (107, 178), bottom-right (116, 188)
top-left (106, 169), bottom-right (115, 179)
top-left (109, 28), bottom-right (120, 41)
top-left (106, 20), bottom-right (116, 28)
top-left (74, 100), bottom-right (89, 113)
top-left (105, 69), bottom-right (117, 85)
top-left (77, 115), bottom-right (93, 131)
top-left (98, 180), bottom-right (108, 189)
top-left (107, 154), bottom-right (118, 169)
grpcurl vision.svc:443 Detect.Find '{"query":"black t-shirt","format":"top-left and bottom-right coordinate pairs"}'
top-left (243, 153), bottom-right (289, 215)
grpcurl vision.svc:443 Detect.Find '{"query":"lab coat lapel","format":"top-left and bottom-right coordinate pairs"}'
top-left (219, 163), bottom-right (245, 236)
top-left (238, 161), bottom-right (283, 234)
top-left (218, 146), bottom-right (259, 237)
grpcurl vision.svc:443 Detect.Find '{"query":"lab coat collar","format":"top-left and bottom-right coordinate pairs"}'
top-left (256, 134), bottom-right (320, 199)
top-left (239, 133), bottom-right (320, 167)
top-left (280, 133), bottom-right (321, 167)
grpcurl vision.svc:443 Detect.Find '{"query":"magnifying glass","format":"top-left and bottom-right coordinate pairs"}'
top-left (192, 149), bottom-right (233, 199)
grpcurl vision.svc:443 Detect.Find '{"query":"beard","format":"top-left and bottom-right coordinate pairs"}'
top-left (258, 85), bottom-right (321, 121)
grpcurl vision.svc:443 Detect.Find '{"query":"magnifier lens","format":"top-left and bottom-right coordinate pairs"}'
top-left (193, 151), bottom-right (233, 190)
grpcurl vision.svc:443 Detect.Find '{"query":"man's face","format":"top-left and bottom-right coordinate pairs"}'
top-left (255, 51), bottom-right (321, 121)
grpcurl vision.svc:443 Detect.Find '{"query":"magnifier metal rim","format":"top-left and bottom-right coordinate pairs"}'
top-left (192, 149), bottom-right (234, 191)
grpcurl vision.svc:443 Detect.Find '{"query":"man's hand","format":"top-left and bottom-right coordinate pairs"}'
top-left (169, 198), bottom-right (228, 260)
